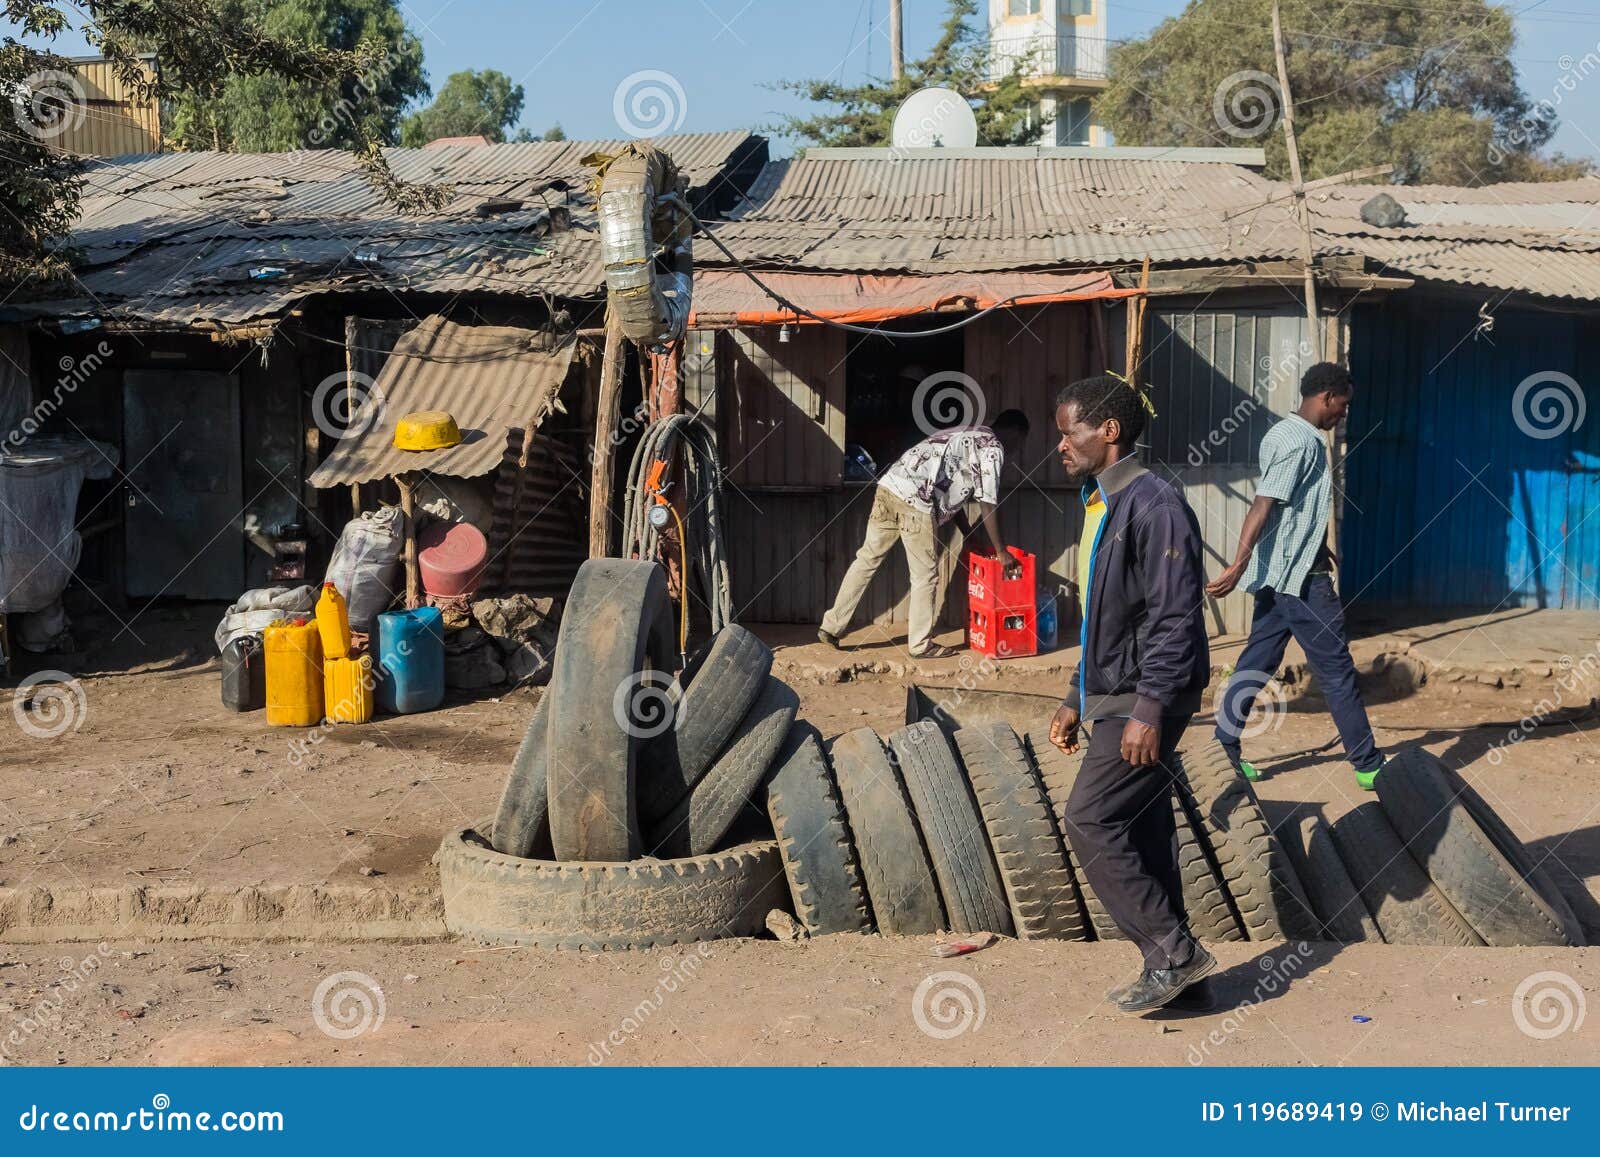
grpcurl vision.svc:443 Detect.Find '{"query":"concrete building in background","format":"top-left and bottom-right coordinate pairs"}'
top-left (988, 0), bottom-right (1109, 146)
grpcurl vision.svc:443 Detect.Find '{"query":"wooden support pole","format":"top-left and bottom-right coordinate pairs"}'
top-left (397, 472), bottom-right (420, 609)
top-left (890, 0), bottom-right (905, 81)
top-left (588, 309), bottom-right (626, 559)
top-left (1272, 2), bottom-right (1322, 360)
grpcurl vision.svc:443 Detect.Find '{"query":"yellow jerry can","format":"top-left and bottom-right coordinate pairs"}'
top-left (264, 619), bottom-right (324, 727)
top-left (324, 654), bottom-right (375, 724)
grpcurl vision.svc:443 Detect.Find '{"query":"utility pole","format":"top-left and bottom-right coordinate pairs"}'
top-left (1271, 1), bottom-right (1321, 360)
top-left (890, 0), bottom-right (905, 81)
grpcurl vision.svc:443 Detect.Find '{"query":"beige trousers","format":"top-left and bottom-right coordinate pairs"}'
top-left (820, 487), bottom-right (940, 652)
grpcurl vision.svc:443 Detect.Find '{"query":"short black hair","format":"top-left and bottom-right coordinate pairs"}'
top-left (1300, 362), bottom-right (1353, 398)
top-left (991, 408), bottom-right (1030, 436)
top-left (1054, 374), bottom-right (1147, 447)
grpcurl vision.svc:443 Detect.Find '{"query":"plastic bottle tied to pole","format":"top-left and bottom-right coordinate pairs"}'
top-left (263, 618), bottom-right (324, 727)
top-left (315, 581), bottom-right (351, 660)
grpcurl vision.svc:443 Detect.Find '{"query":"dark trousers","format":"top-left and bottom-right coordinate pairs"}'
top-left (1214, 574), bottom-right (1379, 772)
top-left (1063, 714), bottom-right (1198, 971)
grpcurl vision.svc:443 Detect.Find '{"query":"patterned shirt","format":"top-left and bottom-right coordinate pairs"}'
top-left (879, 428), bottom-right (1005, 525)
top-left (1246, 413), bottom-right (1332, 596)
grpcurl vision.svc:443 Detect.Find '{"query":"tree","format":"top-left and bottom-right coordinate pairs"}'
top-left (1098, 0), bottom-right (1592, 185)
top-left (774, 0), bottom-right (1040, 147)
top-left (160, 0), bottom-right (426, 152)
top-left (399, 68), bottom-right (523, 146)
top-left (541, 123), bottom-right (566, 142)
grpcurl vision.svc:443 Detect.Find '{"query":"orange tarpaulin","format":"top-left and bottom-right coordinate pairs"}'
top-left (687, 269), bottom-right (1137, 327)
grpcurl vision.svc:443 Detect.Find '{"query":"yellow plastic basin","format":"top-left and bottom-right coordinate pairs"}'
top-left (393, 410), bottom-right (462, 451)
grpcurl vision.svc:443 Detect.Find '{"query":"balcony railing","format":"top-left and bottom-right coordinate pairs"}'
top-left (988, 33), bottom-right (1110, 82)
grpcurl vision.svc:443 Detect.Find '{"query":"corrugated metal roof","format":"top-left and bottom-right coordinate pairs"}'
top-left (308, 315), bottom-right (577, 487)
top-left (704, 152), bottom-right (1306, 273)
top-left (8, 132), bottom-right (763, 325)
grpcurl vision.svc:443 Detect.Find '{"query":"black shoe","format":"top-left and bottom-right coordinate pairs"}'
top-left (817, 628), bottom-right (841, 649)
top-left (1163, 977), bottom-right (1217, 1013)
top-left (1105, 969), bottom-right (1145, 1003)
top-left (1112, 946), bottom-right (1218, 1016)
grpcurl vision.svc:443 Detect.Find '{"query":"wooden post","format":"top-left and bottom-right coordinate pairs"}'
top-left (397, 472), bottom-right (421, 609)
top-left (343, 315), bottom-right (362, 517)
top-left (588, 309), bottom-right (626, 558)
top-left (889, 0), bottom-right (905, 81)
top-left (1272, 2), bottom-right (1322, 360)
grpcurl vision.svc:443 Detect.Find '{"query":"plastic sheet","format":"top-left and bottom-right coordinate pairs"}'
top-left (325, 506), bottom-right (404, 632)
top-left (0, 436), bottom-right (117, 614)
top-left (213, 585), bottom-right (316, 653)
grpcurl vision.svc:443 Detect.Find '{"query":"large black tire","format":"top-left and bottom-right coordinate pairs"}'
top-left (1329, 803), bottom-right (1483, 947)
top-left (637, 625), bottom-right (772, 825)
top-left (1376, 747), bottom-right (1581, 946)
top-left (437, 825), bottom-right (788, 949)
top-left (1281, 812), bottom-right (1381, 943)
top-left (888, 722), bottom-right (1014, 936)
top-left (829, 727), bottom-right (945, 935)
top-left (764, 723), bottom-right (874, 936)
top-left (953, 723), bottom-right (1087, 940)
top-left (1028, 739), bottom-right (1124, 940)
top-left (1173, 734), bottom-right (1320, 941)
top-left (647, 678), bottom-right (800, 859)
top-left (491, 692), bottom-right (553, 859)
top-left (546, 559), bottom-right (676, 862)
top-left (1175, 798), bottom-right (1245, 942)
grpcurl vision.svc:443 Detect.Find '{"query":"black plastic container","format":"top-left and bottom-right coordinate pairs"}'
top-left (221, 634), bottom-right (266, 712)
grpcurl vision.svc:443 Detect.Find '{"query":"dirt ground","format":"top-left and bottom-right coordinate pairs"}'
top-left (2, 606), bottom-right (1598, 1065)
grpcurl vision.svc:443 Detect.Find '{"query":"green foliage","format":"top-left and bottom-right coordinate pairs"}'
top-left (399, 68), bottom-right (524, 146)
top-left (774, 0), bottom-right (1040, 147)
top-left (1099, 0), bottom-right (1592, 185)
top-left (541, 123), bottom-right (566, 142)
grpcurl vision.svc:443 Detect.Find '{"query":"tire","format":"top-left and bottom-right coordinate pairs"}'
top-left (637, 624), bottom-right (772, 825)
top-left (1288, 812), bottom-right (1382, 943)
top-left (764, 723), bottom-right (873, 936)
top-left (1175, 798), bottom-right (1245, 942)
top-left (647, 677), bottom-right (800, 859)
top-left (1375, 747), bottom-right (1581, 946)
top-left (829, 727), bottom-right (945, 935)
top-left (546, 559), bottom-right (676, 862)
top-left (953, 722), bottom-right (1088, 940)
top-left (1029, 739), bottom-right (1124, 941)
top-left (888, 722), bottom-right (1014, 936)
top-left (437, 824), bottom-right (788, 949)
top-left (491, 692), bottom-right (553, 859)
top-left (1329, 803), bottom-right (1483, 947)
top-left (1173, 734), bottom-right (1320, 941)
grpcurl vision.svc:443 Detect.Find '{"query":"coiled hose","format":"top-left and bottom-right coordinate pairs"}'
top-left (622, 414), bottom-right (732, 638)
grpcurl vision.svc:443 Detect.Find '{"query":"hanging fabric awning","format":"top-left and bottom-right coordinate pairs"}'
top-left (687, 269), bottom-right (1138, 327)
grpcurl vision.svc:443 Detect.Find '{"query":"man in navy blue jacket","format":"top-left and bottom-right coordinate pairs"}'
top-left (1048, 375), bottom-right (1215, 1015)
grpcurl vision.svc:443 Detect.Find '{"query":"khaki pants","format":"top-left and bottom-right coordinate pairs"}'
top-left (821, 487), bottom-right (940, 652)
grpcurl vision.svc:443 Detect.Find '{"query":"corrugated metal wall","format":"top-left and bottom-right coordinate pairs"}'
top-left (53, 58), bottom-right (161, 157)
top-left (1345, 299), bottom-right (1600, 611)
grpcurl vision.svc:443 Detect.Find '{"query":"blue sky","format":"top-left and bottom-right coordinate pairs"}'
top-left (23, 0), bottom-right (1600, 161)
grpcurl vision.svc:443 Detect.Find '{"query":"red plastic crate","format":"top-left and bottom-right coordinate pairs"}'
top-left (966, 547), bottom-right (1035, 612)
top-left (967, 603), bottom-right (1038, 659)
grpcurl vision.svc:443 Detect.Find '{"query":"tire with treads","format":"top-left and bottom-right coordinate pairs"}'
top-left (546, 559), bottom-right (676, 862)
top-left (1329, 803), bottom-right (1483, 946)
top-left (1175, 798), bottom-right (1244, 942)
top-left (829, 727), bottom-right (945, 935)
top-left (491, 692), bottom-right (553, 859)
top-left (437, 824), bottom-right (789, 949)
top-left (1375, 747), bottom-right (1581, 946)
top-left (953, 723), bottom-right (1087, 940)
top-left (764, 723), bottom-right (873, 935)
top-left (637, 625), bottom-right (772, 825)
top-left (1029, 739), bottom-right (1124, 941)
top-left (1276, 813), bottom-right (1381, 943)
top-left (1173, 734), bottom-right (1320, 941)
top-left (889, 722), bottom-right (1014, 936)
top-left (647, 677), bottom-right (799, 859)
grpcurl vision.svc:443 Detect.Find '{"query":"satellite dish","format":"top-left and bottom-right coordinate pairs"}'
top-left (891, 87), bottom-right (978, 149)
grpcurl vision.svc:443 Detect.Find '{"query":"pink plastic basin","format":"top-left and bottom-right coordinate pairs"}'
top-left (417, 521), bottom-right (488, 597)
